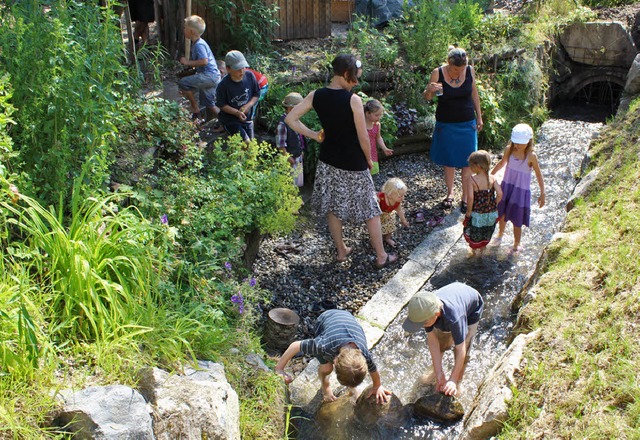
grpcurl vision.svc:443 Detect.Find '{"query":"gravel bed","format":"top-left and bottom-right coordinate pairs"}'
top-left (253, 151), bottom-right (462, 340)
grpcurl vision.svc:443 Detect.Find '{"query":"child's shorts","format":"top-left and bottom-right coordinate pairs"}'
top-left (178, 73), bottom-right (220, 107)
top-left (223, 120), bottom-right (254, 141)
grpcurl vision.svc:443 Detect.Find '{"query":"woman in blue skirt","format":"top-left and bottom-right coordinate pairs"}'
top-left (423, 46), bottom-right (483, 213)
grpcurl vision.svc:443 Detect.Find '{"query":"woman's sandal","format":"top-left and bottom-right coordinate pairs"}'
top-left (375, 253), bottom-right (398, 269)
top-left (441, 197), bottom-right (454, 209)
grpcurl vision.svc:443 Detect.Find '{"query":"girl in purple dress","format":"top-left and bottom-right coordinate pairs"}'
top-left (491, 123), bottom-right (546, 253)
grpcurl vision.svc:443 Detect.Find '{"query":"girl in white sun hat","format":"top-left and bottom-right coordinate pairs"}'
top-left (490, 123), bottom-right (546, 254)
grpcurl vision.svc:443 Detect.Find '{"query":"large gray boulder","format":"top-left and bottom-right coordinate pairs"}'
top-left (459, 329), bottom-right (541, 440)
top-left (560, 22), bottom-right (637, 67)
top-left (619, 53), bottom-right (640, 113)
top-left (53, 385), bottom-right (153, 439)
top-left (137, 360), bottom-right (240, 440)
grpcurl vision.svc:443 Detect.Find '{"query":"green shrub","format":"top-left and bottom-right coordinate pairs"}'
top-left (394, 0), bottom-right (484, 68)
top-left (347, 18), bottom-right (399, 69)
top-left (134, 135), bottom-right (302, 276)
top-left (0, 0), bottom-right (133, 209)
top-left (494, 56), bottom-right (548, 139)
top-left (111, 97), bottom-right (198, 187)
top-left (203, 0), bottom-right (278, 54)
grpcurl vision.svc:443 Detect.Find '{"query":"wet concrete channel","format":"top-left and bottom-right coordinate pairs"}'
top-left (287, 119), bottom-right (603, 439)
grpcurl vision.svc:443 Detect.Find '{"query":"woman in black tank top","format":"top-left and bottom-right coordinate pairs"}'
top-left (285, 54), bottom-right (397, 269)
top-left (423, 47), bottom-right (483, 214)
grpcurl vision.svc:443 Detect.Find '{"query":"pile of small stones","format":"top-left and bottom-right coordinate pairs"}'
top-left (253, 152), bottom-right (461, 341)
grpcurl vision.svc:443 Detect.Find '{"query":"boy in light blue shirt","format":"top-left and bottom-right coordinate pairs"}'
top-left (178, 15), bottom-right (221, 122)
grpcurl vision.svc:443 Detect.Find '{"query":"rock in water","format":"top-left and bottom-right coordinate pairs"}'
top-left (413, 390), bottom-right (465, 423)
top-left (314, 393), bottom-right (356, 440)
top-left (353, 385), bottom-right (409, 428)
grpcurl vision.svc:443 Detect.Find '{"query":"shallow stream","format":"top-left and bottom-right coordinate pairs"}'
top-left (290, 119), bottom-right (603, 439)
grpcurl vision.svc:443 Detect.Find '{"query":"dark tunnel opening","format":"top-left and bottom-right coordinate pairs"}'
top-left (552, 80), bottom-right (624, 122)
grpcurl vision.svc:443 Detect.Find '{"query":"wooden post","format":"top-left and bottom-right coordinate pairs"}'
top-left (123, 4), bottom-right (136, 65)
top-left (184, 0), bottom-right (191, 60)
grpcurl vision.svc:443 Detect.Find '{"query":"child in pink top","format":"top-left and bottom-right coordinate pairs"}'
top-left (364, 99), bottom-right (393, 175)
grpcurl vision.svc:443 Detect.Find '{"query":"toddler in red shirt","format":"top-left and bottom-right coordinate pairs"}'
top-left (377, 178), bottom-right (409, 248)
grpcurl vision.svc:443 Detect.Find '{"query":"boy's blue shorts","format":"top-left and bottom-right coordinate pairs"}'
top-left (178, 73), bottom-right (219, 107)
top-left (223, 120), bottom-right (254, 141)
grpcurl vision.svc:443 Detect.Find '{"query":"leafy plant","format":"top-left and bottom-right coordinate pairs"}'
top-left (0, 0), bottom-right (133, 210)
top-left (347, 18), bottom-right (399, 69)
top-left (134, 134), bottom-right (302, 276)
top-left (204, 0), bottom-right (279, 53)
top-left (392, 0), bottom-right (483, 68)
top-left (391, 102), bottom-right (418, 138)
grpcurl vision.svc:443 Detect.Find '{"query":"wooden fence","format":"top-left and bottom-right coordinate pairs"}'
top-left (155, 0), bottom-right (333, 58)
top-left (272, 0), bottom-right (331, 40)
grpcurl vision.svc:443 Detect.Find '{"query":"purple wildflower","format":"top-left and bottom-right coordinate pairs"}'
top-left (231, 292), bottom-right (244, 314)
top-left (249, 277), bottom-right (256, 287)
top-left (160, 214), bottom-right (168, 225)
top-left (224, 261), bottom-right (232, 270)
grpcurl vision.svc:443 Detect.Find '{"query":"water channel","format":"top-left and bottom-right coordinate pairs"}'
top-left (290, 118), bottom-right (603, 439)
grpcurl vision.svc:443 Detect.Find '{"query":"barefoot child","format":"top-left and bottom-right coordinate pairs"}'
top-left (276, 309), bottom-right (391, 404)
top-left (463, 150), bottom-right (502, 253)
top-left (364, 99), bottom-right (393, 175)
top-left (491, 123), bottom-right (546, 253)
top-left (403, 282), bottom-right (484, 397)
top-left (378, 178), bottom-right (409, 248)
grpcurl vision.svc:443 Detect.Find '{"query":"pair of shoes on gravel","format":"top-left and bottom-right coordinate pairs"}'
top-left (375, 253), bottom-right (397, 269)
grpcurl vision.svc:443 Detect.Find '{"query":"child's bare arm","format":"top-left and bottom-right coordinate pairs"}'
top-left (239, 96), bottom-right (259, 116)
top-left (491, 146), bottom-right (510, 175)
top-left (376, 123), bottom-right (393, 156)
top-left (179, 57), bottom-right (209, 67)
top-left (365, 370), bottom-right (392, 404)
top-left (275, 340), bottom-right (302, 384)
top-left (530, 153), bottom-right (545, 207)
top-left (464, 179), bottom-right (474, 217)
top-left (221, 104), bottom-right (247, 121)
top-left (396, 205), bottom-right (409, 227)
top-left (493, 178), bottom-right (503, 205)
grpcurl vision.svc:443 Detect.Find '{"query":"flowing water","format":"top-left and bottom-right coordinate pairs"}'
top-left (290, 119), bottom-right (603, 439)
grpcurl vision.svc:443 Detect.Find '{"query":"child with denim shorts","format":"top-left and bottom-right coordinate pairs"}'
top-left (178, 15), bottom-right (221, 122)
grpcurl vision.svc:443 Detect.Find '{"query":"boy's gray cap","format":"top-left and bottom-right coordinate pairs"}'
top-left (225, 50), bottom-right (249, 70)
top-left (282, 92), bottom-right (303, 107)
top-left (402, 291), bottom-right (443, 333)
